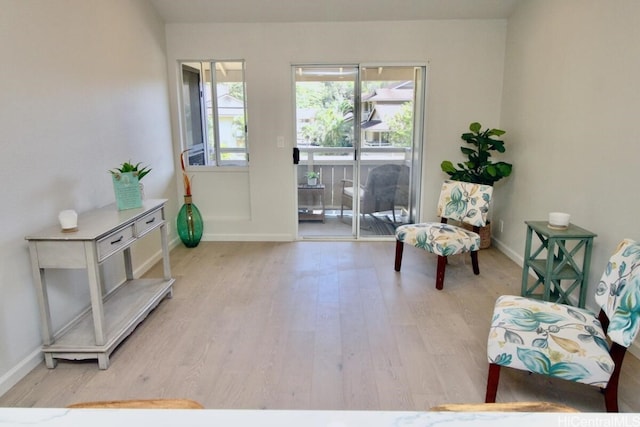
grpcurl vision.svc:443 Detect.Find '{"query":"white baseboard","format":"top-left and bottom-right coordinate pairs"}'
top-left (203, 233), bottom-right (294, 242)
top-left (491, 237), bottom-right (524, 267)
top-left (0, 348), bottom-right (43, 397)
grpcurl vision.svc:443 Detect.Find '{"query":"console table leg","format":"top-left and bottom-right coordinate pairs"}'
top-left (97, 354), bottom-right (109, 370)
top-left (85, 242), bottom-right (106, 346)
top-left (161, 223), bottom-right (172, 281)
top-left (123, 247), bottom-right (134, 281)
top-left (44, 354), bottom-right (57, 369)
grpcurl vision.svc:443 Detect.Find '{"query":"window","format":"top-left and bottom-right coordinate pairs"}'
top-left (180, 60), bottom-right (248, 167)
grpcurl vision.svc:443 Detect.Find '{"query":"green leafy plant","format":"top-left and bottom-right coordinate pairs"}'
top-left (110, 161), bottom-right (152, 181)
top-left (306, 171), bottom-right (320, 179)
top-left (441, 122), bottom-right (512, 186)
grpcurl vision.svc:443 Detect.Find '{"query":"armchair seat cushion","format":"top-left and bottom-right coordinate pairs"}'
top-left (487, 295), bottom-right (614, 388)
top-left (395, 223), bottom-right (481, 256)
top-left (342, 185), bottom-right (364, 199)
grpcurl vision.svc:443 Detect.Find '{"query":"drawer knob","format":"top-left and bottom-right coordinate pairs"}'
top-left (145, 217), bottom-right (156, 225)
top-left (110, 236), bottom-right (123, 245)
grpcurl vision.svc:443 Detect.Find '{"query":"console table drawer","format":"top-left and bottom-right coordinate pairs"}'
top-left (97, 225), bottom-right (135, 261)
top-left (135, 208), bottom-right (163, 237)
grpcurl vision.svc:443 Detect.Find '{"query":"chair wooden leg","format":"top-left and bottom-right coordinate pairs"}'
top-left (602, 342), bottom-right (626, 412)
top-left (394, 241), bottom-right (404, 272)
top-left (604, 384), bottom-right (619, 412)
top-left (471, 250), bottom-right (480, 275)
top-left (435, 255), bottom-right (447, 290)
top-left (485, 363), bottom-right (501, 403)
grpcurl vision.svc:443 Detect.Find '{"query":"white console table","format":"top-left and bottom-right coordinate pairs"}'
top-left (26, 199), bottom-right (175, 369)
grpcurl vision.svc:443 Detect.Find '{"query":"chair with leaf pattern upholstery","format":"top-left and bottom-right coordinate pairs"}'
top-left (394, 180), bottom-right (493, 290)
top-left (486, 238), bottom-right (640, 412)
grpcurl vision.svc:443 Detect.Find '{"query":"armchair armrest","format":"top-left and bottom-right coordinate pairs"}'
top-left (340, 179), bottom-right (354, 191)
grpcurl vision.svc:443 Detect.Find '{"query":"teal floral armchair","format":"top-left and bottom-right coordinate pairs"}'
top-left (394, 180), bottom-right (493, 290)
top-left (486, 238), bottom-right (640, 412)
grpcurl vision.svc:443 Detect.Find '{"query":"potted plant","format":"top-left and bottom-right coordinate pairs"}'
top-left (440, 122), bottom-right (513, 248)
top-left (109, 161), bottom-right (152, 181)
top-left (306, 171), bottom-right (320, 186)
top-left (440, 122), bottom-right (512, 186)
top-left (109, 161), bottom-right (152, 209)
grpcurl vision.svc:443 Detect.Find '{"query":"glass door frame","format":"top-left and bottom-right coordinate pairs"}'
top-left (293, 64), bottom-right (359, 239)
top-left (293, 63), bottom-right (426, 240)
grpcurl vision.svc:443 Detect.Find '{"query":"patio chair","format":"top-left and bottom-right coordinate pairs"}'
top-left (340, 163), bottom-right (409, 223)
top-left (485, 238), bottom-right (640, 412)
top-left (394, 180), bottom-right (493, 290)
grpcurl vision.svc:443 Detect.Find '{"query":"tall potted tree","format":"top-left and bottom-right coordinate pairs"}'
top-left (440, 122), bottom-right (513, 248)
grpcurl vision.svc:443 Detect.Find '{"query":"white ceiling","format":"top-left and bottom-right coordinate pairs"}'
top-left (149, 0), bottom-right (523, 24)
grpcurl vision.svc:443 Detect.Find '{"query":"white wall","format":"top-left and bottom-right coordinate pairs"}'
top-left (164, 20), bottom-right (508, 240)
top-left (0, 0), bottom-right (177, 394)
top-left (494, 0), bottom-right (640, 313)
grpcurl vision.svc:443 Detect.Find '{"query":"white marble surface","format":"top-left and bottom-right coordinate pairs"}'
top-left (1, 409), bottom-right (638, 427)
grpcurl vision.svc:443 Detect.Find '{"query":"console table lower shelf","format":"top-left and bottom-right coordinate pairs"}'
top-left (43, 278), bottom-right (174, 370)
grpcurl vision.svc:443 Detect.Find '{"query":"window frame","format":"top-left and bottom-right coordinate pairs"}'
top-left (178, 59), bottom-right (249, 168)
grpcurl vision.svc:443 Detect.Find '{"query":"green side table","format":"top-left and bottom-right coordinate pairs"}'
top-left (521, 221), bottom-right (597, 308)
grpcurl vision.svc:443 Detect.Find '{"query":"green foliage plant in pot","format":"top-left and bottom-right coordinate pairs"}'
top-left (306, 171), bottom-right (320, 186)
top-left (109, 161), bottom-right (152, 209)
top-left (440, 122), bottom-right (512, 186)
top-left (109, 161), bottom-right (152, 181)
top-left (440, 122), bottom-right (513, 248)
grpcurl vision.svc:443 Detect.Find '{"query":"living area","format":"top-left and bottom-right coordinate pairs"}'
top-left (1, 0), bottom-right (639, 419)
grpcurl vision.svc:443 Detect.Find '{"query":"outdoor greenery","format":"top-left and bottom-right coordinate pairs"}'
top-left (440, 122), bottom-right (513, 186)
top-left (297, 81), bottom-right (412, 147)
top-left (298, 82), bottom-right (353, 147)
top-left (386, 102), bottom-right (413, 147)
top-left (226, 82), bottom-right (245, 101)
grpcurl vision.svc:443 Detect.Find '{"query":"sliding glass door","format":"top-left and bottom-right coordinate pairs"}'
top-left (294, 64), bottom-right (425, 239)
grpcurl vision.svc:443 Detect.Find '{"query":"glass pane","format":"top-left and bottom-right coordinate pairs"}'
top-left (181, 62), bottom-right (206, 166)
top-left (215, 61), bottom-right (247, 165)
top-left (295, 66), bottom-right (357, 238)
top-left (358, 66), bottom-right (416, 237)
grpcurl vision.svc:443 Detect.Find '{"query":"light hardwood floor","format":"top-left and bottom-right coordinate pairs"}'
top-left (2, 241), bottom-right (639, 411)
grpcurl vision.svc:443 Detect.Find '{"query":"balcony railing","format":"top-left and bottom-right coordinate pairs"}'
top-left (297, 146), bottom-right (411, 210)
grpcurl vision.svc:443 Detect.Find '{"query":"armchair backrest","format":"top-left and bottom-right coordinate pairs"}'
top-left (361, 164), bottom-right (409, 215)
top-left (436, 180), bottom-right (493, 227)
top-left (594, 238), bottom-right (640, 347)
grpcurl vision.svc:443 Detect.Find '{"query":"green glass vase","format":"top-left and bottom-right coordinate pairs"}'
top-left (177, 195), bottom-right (203, 248)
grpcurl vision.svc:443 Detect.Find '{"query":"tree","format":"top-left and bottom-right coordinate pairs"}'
top-left (225, 82), bottom-right (245, 101)
top-left (387, 102), bottom-right (413, 147)
top-left (297, 81), bottom-right (354, 147)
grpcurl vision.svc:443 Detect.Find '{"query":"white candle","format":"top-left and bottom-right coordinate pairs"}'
top-left (58, 209), bottom-right (78, 230)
